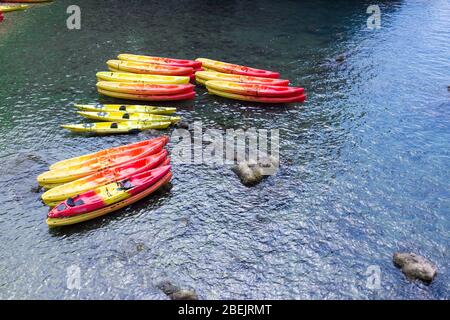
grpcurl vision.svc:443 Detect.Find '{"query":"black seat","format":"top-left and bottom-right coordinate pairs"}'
top-left (122, 113), bottom-right (130, 119)
top-left (119, 105), bottom-right (127, 111)
top-left (110, 123), bottom-right (118, 129)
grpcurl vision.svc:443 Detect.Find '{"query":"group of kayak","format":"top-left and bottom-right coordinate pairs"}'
top-left (62, 103), bottom-right (181, 134)
top-left (195, 58), bottom-right (306, 103)
top-left (37, 137), bottom-right (172, 227)
top-left (96, 54), bottom-right (307, 104)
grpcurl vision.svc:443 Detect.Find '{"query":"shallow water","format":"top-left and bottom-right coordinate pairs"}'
top-left (0, 0), bottom-right (449, 299)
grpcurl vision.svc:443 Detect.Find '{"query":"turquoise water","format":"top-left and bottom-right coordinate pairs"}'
top-left (0, 0), bottom-right (448, 299)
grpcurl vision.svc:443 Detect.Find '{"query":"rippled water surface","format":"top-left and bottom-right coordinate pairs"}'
top-left (0, 0), bottom-right (449, 299)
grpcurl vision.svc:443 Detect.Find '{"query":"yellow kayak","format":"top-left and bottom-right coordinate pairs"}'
top-left (96, 72), bottom-right (189, 85)
top-left (61, 121), bottom-right (171, 134)
top-left (49, 137), bottom-right (168, 171)
top-left (74, 104), bottom-right (177, 115)
top-left (77, 111), bottom-right (180, 124)
top-left (195, 76), bottom-right (207, 85)
top-left (46, 171), bottom-right (172, 227)
top-left (0, 5), bottom-right (29, 12)
top-left (106, 60), bottom-right (193, 76)
top-left (97, 88), bottom-right (196, 101)
top-left (196, 71), bottom-right (290, 86)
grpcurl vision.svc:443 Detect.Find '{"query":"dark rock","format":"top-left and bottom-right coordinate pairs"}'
top-left (171, 289), bottom-right (198, 300)
top-left (447, 85), bottom-right (450, 91)
top-left (157, 281), bottom-right (198, 300)
top-left (176, 121), bottom-right (189, 130)
top-left (393, 252), bottom-right (437, 283)
top-left (136, 243), bottom-right (145, 252)
top-left (30, 185), bottom-right (42, 193)
top-left (335, 54), bottom-right (346, 63)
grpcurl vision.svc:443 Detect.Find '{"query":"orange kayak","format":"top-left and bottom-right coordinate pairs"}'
top-left (207, 87), bottom-right (306, 104)
top-left (196, 71), bottom-right (289, 86)
top-left (118, 54), bottom-right (202, 69)
top-left (107, 60), bottom-right (193, 76)
top-left (195, 58), bottom-right (280, 78)
top-left (98, 88), bottom-right (196, 101)
top-left (205, 80), bottom-right (304, 97)
top-left (38, 141), bottom-right (166, 185)
top-left (42, 150), bottom-right (168, 207)
top-left (96, 81), bottom-right (194, 95)
top-left (49, 137), bottom-right (168, 171)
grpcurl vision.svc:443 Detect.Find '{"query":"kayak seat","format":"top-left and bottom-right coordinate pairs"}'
top-left (122, 113), bottom-right (130, 119)
top-left (117, 179), bottom-right (134, 190)
top-left (119, 105), bottom-right (127, 111)
top-left (66, 197), bottom-right (85, 207)
top-left (110, 123), bottom-right (118, 129)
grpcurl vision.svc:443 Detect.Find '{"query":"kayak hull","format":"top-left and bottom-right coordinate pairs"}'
top-left (96, 72), bottom-right (189, 84)
top-left (118, 54), bottom-right (202, 69)
top-left (107, 60), bottom-right (193, 76)
top-left (49, 137), bottom-right (168, 171)
top-left (61, 121), bottom-right (171, 134)
top-left (47, 166), bottom-right (171, 219)
top-left (74, 104), bottom-right (177, 115)
top-left (98, 88), bottom-right (195, 101)
top-left (42, 151), bottom-right (168, 207)
top-left (77, 111), bottom-right (180, 123)
top-left (205, 80), bottom-right (304, 97)
top-left (195, 58), bottom-right (280, 78)
top-left (207, 88), bottom-right (306, 104)
top-left (196, 71), bottom-right (289, 86)
top-left (96, 81), bottom-right (194, 95)
top-left (46, 171), bottom-right (172, 227)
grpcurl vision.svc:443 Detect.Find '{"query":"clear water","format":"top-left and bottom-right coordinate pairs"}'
top-left (0, 0), bottom-right (448, 299)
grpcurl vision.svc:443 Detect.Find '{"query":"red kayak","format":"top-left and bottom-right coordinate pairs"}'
top-left (205, 80), bottom-right (304, 97)
top-left (96, 81), bottom-right (194, 95)
top-left (48, 165), bottom-right (171, 218)
top-left (196, 58), bottom-right (280, 79)
top-left (118, 54), bottom-right (202, 69)
top-left (207, 88), bottom-right (307, 104)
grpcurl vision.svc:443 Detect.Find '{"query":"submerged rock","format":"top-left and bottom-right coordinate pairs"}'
top-left (157, 281), bottom-right (198, 300)
top-left (393, 252), bottom-right (437, 283)
top-left (335, 54), bottom-right (346, 63)
top-left (233, 155), bottom-right (279, 186)
top-left (176, 121), bottom-right (190, 130)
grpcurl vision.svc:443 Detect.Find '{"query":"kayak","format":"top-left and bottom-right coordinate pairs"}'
top-left (77, 111), bottom-right (180, 124)
top-left (196, 71), bottom-right (289, 86)
top-left (61, 121), bottom-right (171, 134)
top-left (37, 142), bottom-right (165, 185)
top-left (46, 170), bottom-right (172, 227)
top-left (74, 104), bottom-right (177, 115)
top-left (49, 137), bottom-right (168, 171)
top-left (42, 150), bottom-right (168, 207)
top-left (118, 54), bottom-right (202, 69)
top-left (47, 165), bottom-right (171, 219)
top-left (98, 88), bottom-right (195, 101)
top-left (207, 88), bottom-right (306, 104)
top-left (205, 80), bottom-right (304, 97)
top-left (195, 58), bottom-right (280, 78)
top-left (107, 60), bottom-right (193, 76)
top-left (96, 72), bottom-right (190, 85)
top-left (0, 5), bottom-right (29, 12)
top-left (96, 81), bottom-right (194, 95)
